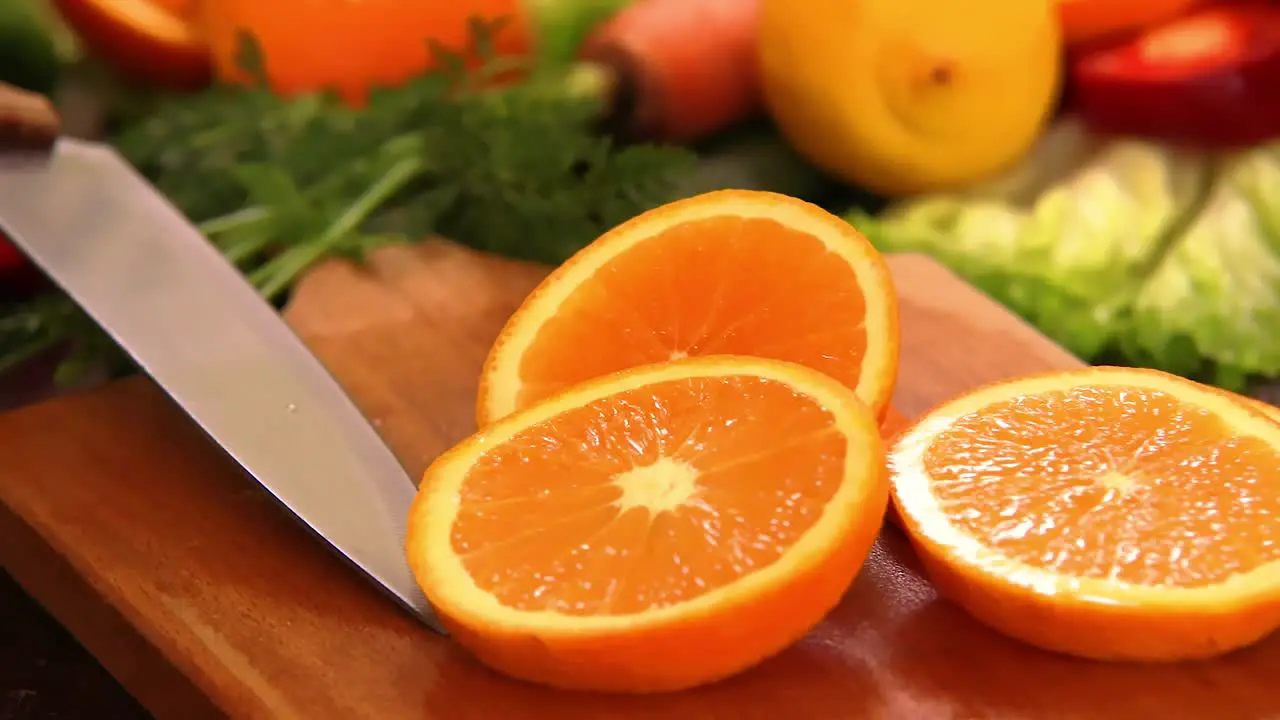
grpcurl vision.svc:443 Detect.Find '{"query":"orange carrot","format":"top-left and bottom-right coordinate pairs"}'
top-left (577, 0), bottom-right (761, 143)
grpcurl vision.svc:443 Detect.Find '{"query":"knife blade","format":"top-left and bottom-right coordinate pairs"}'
top-left (0, 137), bottom-right (443, 633)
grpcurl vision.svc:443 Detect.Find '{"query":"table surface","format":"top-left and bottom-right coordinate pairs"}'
top-left (3, 244), bottom-right (1279, 719)
top-left (1, 355), bottom-right (148, 720)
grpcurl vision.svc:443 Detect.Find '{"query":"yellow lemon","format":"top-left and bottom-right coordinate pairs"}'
top-left (759, 0), bottom-right (1063, 196)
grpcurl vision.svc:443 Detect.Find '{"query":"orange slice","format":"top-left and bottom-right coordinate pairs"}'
top-left (889, 366), bottom-right (1280, 661)
top-left (407, 356), bottom-right (889, 692)
top-left (476, 189), bottom-right (899, 427)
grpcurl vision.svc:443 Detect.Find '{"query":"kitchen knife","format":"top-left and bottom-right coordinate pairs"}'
top-left (0, 136), bottom-right (444, 633)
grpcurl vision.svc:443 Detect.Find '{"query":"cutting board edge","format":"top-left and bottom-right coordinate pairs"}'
top-left (9, 246), bottom-right (1248, 719)
top-left (0, 379), bottom-right (295, 719)
top-left (0, 489), bottom-right (226, 720)
top-left (887, 252), bottom-right (1083, 363)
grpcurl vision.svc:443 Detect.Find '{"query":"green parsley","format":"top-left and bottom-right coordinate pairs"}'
top-left (0, 18), bottom-right (696, 383)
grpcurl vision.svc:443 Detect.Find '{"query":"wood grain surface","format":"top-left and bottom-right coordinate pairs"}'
top-left (0, 242), bottom-right (1276, 719)
top-left (0, 570), bottom-right (151, 719)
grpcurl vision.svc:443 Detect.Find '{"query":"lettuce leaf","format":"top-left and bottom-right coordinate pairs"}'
top-left (1125, 152), bottom-right (1280, 390)
top-left (848, 117), bottom-right (1280, 389)
top-left (850, 120), bottom-right (1210, 361)
top-left (1010, 141), bottom-right (1209, 359)
top-left (852, 197), bottom-right (1028, 300)
top-left (1233, 143), bottom-right (1280, 258)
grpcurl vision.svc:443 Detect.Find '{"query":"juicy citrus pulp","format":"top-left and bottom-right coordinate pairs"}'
top-left (476, 189), bottom-right (899, 428)
top-left (890, 366), bottom-right (1280, 660)
top-left (408, 356), bottom-right (889, 692)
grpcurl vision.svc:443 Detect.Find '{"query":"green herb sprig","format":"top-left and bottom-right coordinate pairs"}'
top-left (0, 17), bottom-right (696, 383)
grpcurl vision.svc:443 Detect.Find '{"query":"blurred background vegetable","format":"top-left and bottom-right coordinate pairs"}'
top-left (0, 236), bottom-right (40, 299)
top-left (51, 0), bottom-right (208, 90)
top-left (579, 0), bottom-right (760, 142)
top-left (531, 0), bottom-right (641, 68)
top-left (1125, 149), bottom-right (1280, 388)
top-left (201, 0), bottom-right (533, 104)
top-left (7, 0), bottom-right (1280, 397)
top-left (200, 0), bottom-right (652, 104)
top-left (0, 0), bottom-right (69, 292)
top-left (50, 0), bottom-right (757, 143)
top-left (0, 0), bottom-right (66, 95)
top-left (848, 116), bottom-right (1280, 391)
top-left (1071, 3), bottom-right (1280, 148)
top-left (758, 0), bottom-right (1063, 196)
top-left (1056, 0), bottom-right (1201, 48)
top-left (0, 16), bottom-right (706, 380)
top-left (673, 120), bottom-right (839, 203)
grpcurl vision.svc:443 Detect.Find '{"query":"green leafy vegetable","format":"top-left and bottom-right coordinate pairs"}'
top-left (848, 116), bottom-right (1280, 390)
top-left (843, 118), bottom-right (1110, 304)
top-left (1125, 153), bottom-right (1280, 389)
top-left (528, 0), bottom-right (636, 67)
top-left (0, 17), bottom-right (696, 383)
top-left (1011, 140), bottom-right (1211, 359)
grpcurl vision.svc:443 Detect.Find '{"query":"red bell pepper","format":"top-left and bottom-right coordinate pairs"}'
top-left (0, 231), bottom-right (42, 297)
top-left (1057, 0), bottom-right (1203, 48)
top-left (50, 0), bottom-right (211, 91)
top-left (0, 232), bottom-right (24, 274)
top-left (1070, 4), bottom-right (1280, 148)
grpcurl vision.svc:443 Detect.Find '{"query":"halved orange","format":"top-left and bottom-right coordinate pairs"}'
top-left (476, 189), bottom-right (899, 428)
top-left (407, 356), bottom-right (889, 692)
top-left (890, 366), bottom-right (1280, 661)
top-left (1241, 394), bottom-right (1280, 424)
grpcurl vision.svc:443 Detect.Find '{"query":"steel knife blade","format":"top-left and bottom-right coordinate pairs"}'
top-left (0, 138), bottom-right (443, 633)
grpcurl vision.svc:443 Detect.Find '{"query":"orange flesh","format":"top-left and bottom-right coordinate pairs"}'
top-left (516, 216), bottom-right (870, 410)
top-left (452, 375), bottom-right (847, 615)
top-left (924, 385), bottom-right (1280, 588)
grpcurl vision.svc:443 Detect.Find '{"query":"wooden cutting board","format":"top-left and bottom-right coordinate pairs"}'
top-left (1, 242), bottom-right (1277, 720)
